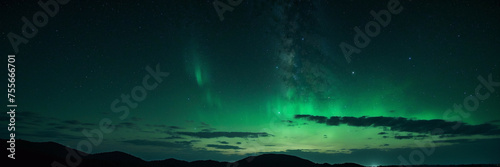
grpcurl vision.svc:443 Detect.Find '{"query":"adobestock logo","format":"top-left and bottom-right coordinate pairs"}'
top-left (340, 0), bottom-right (405, 63)
top-left (7, 0), bottom-right (70, 54)
top-left (50, 64), bottom-right (169, 167)
top-left (213, 0), bottom-right (243, 21)
top-left (397, 73), bottom-right (500, 166)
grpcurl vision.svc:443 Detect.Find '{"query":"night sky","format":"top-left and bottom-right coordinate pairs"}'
top-left (1, 0), bottom-right (500, 165)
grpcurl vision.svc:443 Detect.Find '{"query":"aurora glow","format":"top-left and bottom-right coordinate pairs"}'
top-left (1, 0), bottom-right (499, 165)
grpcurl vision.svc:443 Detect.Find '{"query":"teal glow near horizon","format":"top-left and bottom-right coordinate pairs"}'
top-left (3, 0), bottom-right (500, 165)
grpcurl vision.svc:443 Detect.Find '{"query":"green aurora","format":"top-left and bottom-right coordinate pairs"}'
top-left (1, 0), bottom-right (499, 165)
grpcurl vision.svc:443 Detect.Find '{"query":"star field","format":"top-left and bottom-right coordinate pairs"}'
top-left (1, 0), bottom-right (499, 165)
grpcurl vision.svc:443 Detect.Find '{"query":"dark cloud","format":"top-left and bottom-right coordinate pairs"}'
top-left (236, 142), bottom-right (242, 144)
top-left (294, 115), bottom-right (500, 136)
top-left (70, 127), bottom-right (84, 132)
top-left (39, 119), bottom-right (97, 133)
top-left (281, 120), bottom-right (299, 127)
top-left (1, 111), bottom-right (55, 126)
top-left (254, 138), bottom-right (500, 165)
top-left (434, 139), bottom-right (474, 144)
top-left (490, 120), bottom-right (500, 123)
top-left (168, 126), bottom-right (183, 129)
top-left (414, 134), bottom-right (428, 140)
top-left (116, 122), bottom-right (137, 129)
top-left (145, 124), bottom-right (184, 130)
top-left (200, 122), bottom-right (210, 128)
top-left (160, 136), bottom-right (184, 140)
top-left (54, 125), bottom-right (68, 130)
top-left (20, 111), bottom-right (50, 120)
top-left (378, 132), bottom-right (387, 135)
top-left (17, 130), bottom-right (83, 140)
top-left (218, 141), bottom-right (229, 144)
top-left (146, 124), bottom-right (168, 128)
top-left (175, 140), bottom-right (200, 145)
top-left (201, 128), bottom-right (216, 132)
top-left (438, 134), bottom-right (458, 138)
top-left (206, 144), bottom-right (244, 150)
top-left (47, 123), bottom-right (59, 126)
top-left (395, 134), bottom-right (413, 140)
top-left (176, 131), bottom-right (273, 138)
top-left (62, 120), bottom-right (82, 125)
top-left (122, 139), bottom-right (194, 148)
top-left (60, 120), bottom-right (96, 127)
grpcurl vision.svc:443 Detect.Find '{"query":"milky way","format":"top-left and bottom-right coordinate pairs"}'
top-left (2, 0), bottom-right (499, 165)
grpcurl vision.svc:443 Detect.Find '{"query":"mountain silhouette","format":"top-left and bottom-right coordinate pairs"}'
top-left (83, 151), bottom-right (147, 167)
top-left (148, 158), bottom-right (190, 167)
top-left (229, 154), bottom-right (334, 167)
top-left (2, 139), bottom-right (497, 167)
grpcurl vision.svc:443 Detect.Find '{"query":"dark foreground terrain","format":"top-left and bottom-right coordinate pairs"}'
top-left (2, 139), bottom-right (498, 167)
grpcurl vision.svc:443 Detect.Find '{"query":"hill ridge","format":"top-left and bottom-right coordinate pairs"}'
top-left (2, 139), bottom-right (498, 167)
